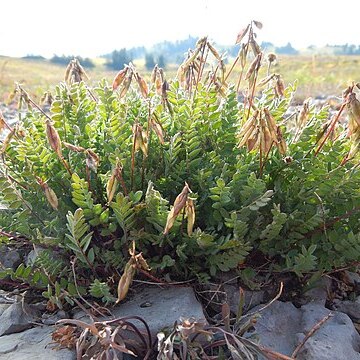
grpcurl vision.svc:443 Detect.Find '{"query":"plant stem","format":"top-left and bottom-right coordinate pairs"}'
top-left (314, 101), bottom-right (347, 156)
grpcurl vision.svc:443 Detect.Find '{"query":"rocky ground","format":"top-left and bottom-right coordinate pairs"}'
top-left (0, 243), bottom-right (360, 359)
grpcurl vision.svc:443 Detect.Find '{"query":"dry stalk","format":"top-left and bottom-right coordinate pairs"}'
top-left (291, 312), bottom-right (333, 358)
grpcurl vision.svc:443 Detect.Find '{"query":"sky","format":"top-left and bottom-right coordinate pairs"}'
top-left (1, 0), bottom-right (359, 58)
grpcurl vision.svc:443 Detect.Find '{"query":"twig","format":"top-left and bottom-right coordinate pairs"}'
top-left (243, 282), bottom-right (283, 319)
top-left (259, 346), bottom-right (295, 360)
top-left (291, 312), bottom-right (333, 358)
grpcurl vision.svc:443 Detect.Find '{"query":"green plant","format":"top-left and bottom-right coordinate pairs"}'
top-left (0, 23), bottom-right (359, 307)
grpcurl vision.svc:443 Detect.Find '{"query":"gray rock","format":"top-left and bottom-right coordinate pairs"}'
top-left (42, 310), bottom-right (69, 325)
top-left (112, 286), bottom-right (206, 336)
top-left (224, 284), bottom-right (266, 314)
top-left (0, 325), bottom-right (75, 360)
top-left (332, 297), bottom-right (360, 322)
top-left (76, 286), bottom-right (206, 337)
top-left (0, 301), bottom-right (40, 336)
top-left (252, 301), bottom-right (301, 355)
top-left (345, 271), bottom-right (360, 291)
top-left (296, 303), bottom-right (360, 360)
top-left (302, 276), bottom-right (332, 305)
top-left (251, 300), bottom-right (360, 360)
top-left (0, 246), bottom-right (21, 270)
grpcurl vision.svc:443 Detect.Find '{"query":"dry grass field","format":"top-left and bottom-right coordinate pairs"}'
top-left (1, 54), bottom-right (359, 104)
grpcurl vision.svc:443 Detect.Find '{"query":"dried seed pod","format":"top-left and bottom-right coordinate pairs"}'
top-left (247, 127), bottom-right (260, 151)
top-left (250, 39), bottom-right (261, 56)
top-left (276, 127), bottom-right (287, 154)
top-left (239, 43), bottom-right (247, 68)
top-left (64, 62), bottom-right (72, 83)
top-left (253, 20), bottom-right (263, 29)
top-left (186, 198), bottom-right (195, 236)
top-left (45, 120), bottom-right (62, 157)
top-left (207, 42), bottom-right (221, 61)
top-left (298, 98), bottom-right (311, 128)
top-left (36, 177), bottom-right (58, 210)
top-left (116, 258), bottom-right (136, 303)
top-left (0, 110), bottom-right (7, 135)
top-left (119, 73), bottom-right (133, 98)
top-left (63, 142), bottom-right (86, 152)
top-left (263, 108), bottom-right (278, 142)
top-left (112, 67), bottom-right (128, 90)
top-left (86, 150), bottom-right (99, 173)
top-left (134, 253), bottom-right (151, 271)
top-left (106, 173), bottom-right (118, 204)
top-left (236, 24), bottom-right (250, 44)
top-left (0, 128), bottom-right (15, 154)
top-left (43, 183), bottom-right (59, 210)
top-left (135, 72), bottom-right (149, 98)
top-left (132, 123), bottom-right (148, 156)
top-left (150, 116), bottom-right (165, 144)
top-left (163, 183), bottom-right (191, 235)
top-left (275, 75), bottom-right (285, 97)
top-left (347, 93), bottom-right (360, 127)
top-left (258, 74), bottom-right (276, 87)
top-left (151, 65), bottom-right (158, 84)
top-left (245, 53), bottom-right (262, 81)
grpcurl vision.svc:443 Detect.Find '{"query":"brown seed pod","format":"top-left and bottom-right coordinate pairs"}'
top-left (106, 173), bottom-right (118, 204)
top-left (207, 42), bottom-right (221, 61)
top-left (63, 142), bottom-right (86, 152)
top-left (245, 54), bottom-right (262, 81)
top-left (186, 198), bottom-right (195, 236)
top-left (235, 24), bottom-right (250, 44)
top-left (275, 75), bottom-right (285, 97)
top-left (86, 150), bottom-right (99, 173)
top-left (116, 259), bottom-right (136, 303)
top-left (150, 116), bottom-right (165, 144)
top-left (45, 120), bottom-right (62, 157)
top-left (151, 65), bottom-right (158, 84)
top-left (347, 93), bottom-right (360, 127)
top-left (253, 20), bottom-right (263, 29)
top-left (250, 39), bottom-right (261, 56)
top-left (119, 73), bottom-right (133, 99)
top-left (163, 183), bottom-right (191, 235)
top-left (135, 73), bottom-right (149, 98)
top-left (112, 67), bottom-right (128, 90)
top-left (0, 128), bottom-right (15, 154)
top-left (36, 177), bottom-right (58, 210)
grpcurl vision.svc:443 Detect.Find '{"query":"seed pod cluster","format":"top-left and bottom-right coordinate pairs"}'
top-left (112, 63), bottom-right (149, 99)
top-left (65, 59), bottom-right (89, 84)
top-left (238, 108), bottom-right (287, 155)
top-left (176, 38), bottom-right (227, 94)
top-left (132, 123), bottom-right (148, 156)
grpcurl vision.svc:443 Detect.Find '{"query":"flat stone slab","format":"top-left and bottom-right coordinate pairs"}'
top-left (0, 326), bottom-right (75, 360)
top-left (111, 286), bottom-right (206, 336)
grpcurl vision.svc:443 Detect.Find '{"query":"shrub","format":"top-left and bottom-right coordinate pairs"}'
top-left (0, 21), bottom-right (359, 305)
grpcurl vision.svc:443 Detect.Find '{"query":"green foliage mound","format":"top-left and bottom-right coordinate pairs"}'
top-left (0, 25), bottom-right (359, 305)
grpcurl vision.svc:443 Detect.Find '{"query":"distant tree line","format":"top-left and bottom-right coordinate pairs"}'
top-left (105, 48), bottom-right (167, 70)
top-left (327, 44), bottom-right (360, 55)
top-left (50, 55), bottom-right (95, 68)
